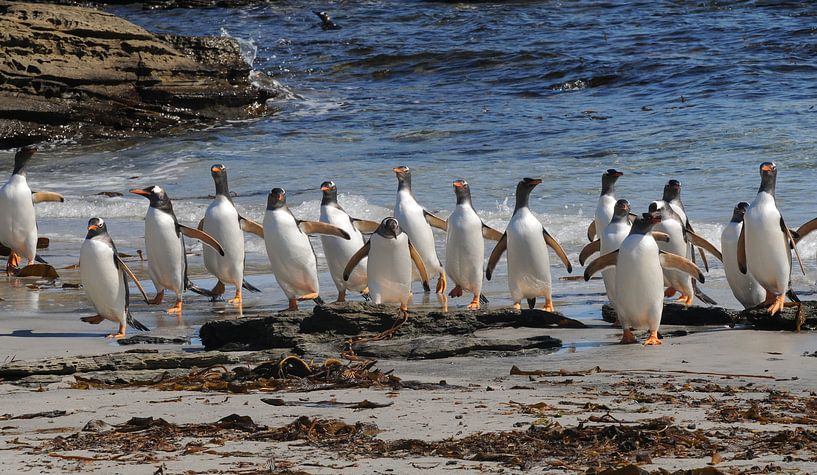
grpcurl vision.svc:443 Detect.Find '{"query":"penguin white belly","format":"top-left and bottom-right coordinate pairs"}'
top-left (395, 191), bottom-right (442, 277)
top-left (600, 221), bottom-right (630, 305)
top-left (144, 208), bottom-right (184, 294)
top-left (745, 195), bottom-right (790, 296)
top-left (263, 210), bottom-right (319, 300)
top-left (615, 235), bottom-right (663, 332)
top-left (80, 239), bottom-right (127, 325)
top-left (721, 222), bottom-right (765, 309)
top-left (202, 196), bottom-right (244, 287)
top-left (0, 175), bottom-right (37, 261)
top-left (593, 194), bottom-right (616, 238)
top-left (506, 210), bottom-right (551, 302)
top-left (445, 205), bottom-right (484, 294)
top-left (320, 206), bottom-right (367, 293)
top-left (368, 234), bottom-right (412, 306)
top-left (655, 218), bottom-right (692, 296)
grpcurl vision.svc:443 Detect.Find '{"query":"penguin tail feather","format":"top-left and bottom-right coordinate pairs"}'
top-left (34, 255), bottom-right (48, 264)
top-left (127, 313), bottom-right (150, 332)
top-left (313, 296), bottom-right (325, 305)
top-left (186, 279), bottom-right (216, 297)
top-left (527, 298), bottom-right (536, 309)
top-left (479, 294), bottom-right (489, 305)
top-left (242, 280), bottom-right (261, 293)
top-left (692, 282), bottom-right (717, 306)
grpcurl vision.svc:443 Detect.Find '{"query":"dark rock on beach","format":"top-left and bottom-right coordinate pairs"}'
top-left (0, 2), bottom-right (288, 148)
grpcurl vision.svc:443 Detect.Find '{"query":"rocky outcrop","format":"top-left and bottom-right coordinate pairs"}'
top-left (0, 2), bottom-right (287, 148)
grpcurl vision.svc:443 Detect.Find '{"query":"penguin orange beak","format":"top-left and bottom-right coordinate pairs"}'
top-left (610, 171), bottom-right (623, 177)
top-left (87, 224), bottom-right (98, 231)
top-left (761, 163), bottom-right (775, 172)
top-left (320, 185), bottom-right (332, 191)
top-left (211, 166), bottom-right (224, 173)
top-left (392, 167), bottom-right (403, 173)
top-left (129, 189), bottom-right (150, 197)
top-left (453, 181), bottom-right (465, 188)
top-left (529, 178), bottom-right (543, 185)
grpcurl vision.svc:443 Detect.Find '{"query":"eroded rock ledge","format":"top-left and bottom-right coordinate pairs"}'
top-left (0, 2), bottom-right (287, 148)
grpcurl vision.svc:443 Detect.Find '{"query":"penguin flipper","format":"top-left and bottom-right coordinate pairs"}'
top-left (114, 254), bottom-right (150, 304)
top-left (351, 218), bottom-right (380, 234)
top-left (486, 232), bottom-right (507, 281)
top-left (242, 280), bottom-right (261, 292)
top-left (651, 232), bottom-right (670, 243)
top-left (186, 280), bottom-right (216, 297)
top-left (481, 223), bottom-right (504, 241)
top-left (737, 225), bottom-right (748, 274)
top-left (408, 241), bottom-right (430, 287)
top-left (659, 251), bottom-right (704, 283)
top-left (343, 241), bottom-right (370, 281)
top-left (197, 219), bottom-right (204, 231)
top-left (239, 215), bottom-right (265, 238)
top-left (179, 225), bottom-right (225, 256)
top-left (423, 210), bottom-right (448, 231)
top-left (795, 216), bottom-right (817, 243)
top-left (780, 217), bottom-right (806, 276)
top-left (583, 250), bottom-right (618, 281)
top-left (126, 312), bottom-right (150, 332)
top-left (586, 220), bottom-right (596, 242)
top-left (579, 239), bottom-right (600, 266)
top-left (543, 230), bottom-right (573, 273)
top-left (685, 230), bottom-right (722, 263)
top-left (692, 281), bottom-right (717, 305)
top-left (299, 221), bottom-right (351, 239)
top-left (31, 191), bottom-right (65, 204)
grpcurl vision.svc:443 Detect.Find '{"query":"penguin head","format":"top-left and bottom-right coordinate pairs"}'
top-left (662, 180), bottom-right (681, 202)
top-left (129, 185), bottom-right (171, 210)
top-left (392, 166), bottom-right (412, 190)
top-left (613, 199), bottom-right (630, 218)
top-left (731, 202), bottom-right (750, 223)
top-left (85, 217), bottom-right (108, 239)
top-left (377, 217), bottom-right (402, 239)
top-left (452, 179), bottom-right (471, 205)
top-left (601, 169), bottom-right (623, 194)
top-left (267, 188), bottom-right (287, 210)
top-left (759, 162), bottom-right (777, 195)
top-left (631, 211), bottom-right (661, 234)
top-left (320, 181), bottom-right (338, 204)
top-left (210, 164), bottom-right (230, 196)
top-left (12, 145), bottom-right (37, 175)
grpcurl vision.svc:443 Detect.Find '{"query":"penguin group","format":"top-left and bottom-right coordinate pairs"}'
top-left (1, 151), bottom-right (814, 346)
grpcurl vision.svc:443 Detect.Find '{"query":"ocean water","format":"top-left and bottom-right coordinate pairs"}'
top-left (3, 1), bottom-right (817, 336)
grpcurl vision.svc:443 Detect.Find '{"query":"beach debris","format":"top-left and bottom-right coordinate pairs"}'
top-left (0, 410), bottom-right (68, 421)
top-left (260, 398), bottom-right (393, 410)
top-left (510, 365), bottom-right (777, 380)
top-left (117, 335), bottom-right (190, 346)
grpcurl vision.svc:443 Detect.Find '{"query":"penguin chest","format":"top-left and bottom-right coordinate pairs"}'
top-left (745, 195), bottom-right (790, 294)
top-left (594, 194), bottom-right (616, 236)
top-left (506, 211), bottom-right (551, 298)
top-left (655, 218), bottom-right (692, 293)
top-left (721, 222), bottom-right (765, 309)
top-left (615, 236), bottom-right (664, 330)
top-left (445, 206), bottom-right (484, 291)
top-left (600, 221), bottom-right (631, 303)
top-left (0, 175), bottom-right (37, 256)
top-left (320, 206), bottom-right (367, 291)
top-left (80, 239), bottom-right (126, 322)
top-left (202, 197), bottom-right (244, 285)
top-left (263, 210), bottom-right (318, 298)
top-left (144, 208), bottom-right (184, 292)
top-left (368, 234), bottom-right (413, 305)
top-left (394, 192), bottom-right (440, 274)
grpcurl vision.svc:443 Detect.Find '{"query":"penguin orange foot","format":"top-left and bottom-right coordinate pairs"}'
top-left (467, 294), bottom-right (480, 310)
top-left (149, 290), bottom-right (165, 305)
top-left (643, 331), bottom-right (662, 345)
top-left (107, 324), bottom-right (127, 339)
top-left (512, 302), bottom-right (522, 310)
top-left (6, 251), bottom-right (19, 273)
top-left (767, 294), bottom-right (786, 315)
top-left (676, 294), bottom-right (694, 306)
top-left (167, 300), bottom-right (182, 315)
top-left (542, 297), bottom-right (554, 312)
top-left (227, 289), bottom-right (242, 305)
top-left (620, 328), bottom-right (638, 344)
top-left (436, 272), bottom-right (447, 294)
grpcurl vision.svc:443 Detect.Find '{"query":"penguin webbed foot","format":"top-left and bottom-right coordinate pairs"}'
top-left (106, 324), bottom-right (127, 339)
top-left (620, 328), bottom-right (638, 344)
top-left (149, 290), bottom-right (165, 305)
top-left (643, 332), bottom-right (662, 346)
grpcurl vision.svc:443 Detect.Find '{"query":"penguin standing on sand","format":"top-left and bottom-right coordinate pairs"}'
top-left (79, 218), bottom-right (150, 339)
top-left (0, 145), bottom-right (63, 274)
top-left (444, 179), bottom-right (503, 310)
top-left (739, 162), bottom-right (804, 315)
top-left (579, 199), bottom-right (633, 307)
top-left (200, 164), bottom-right (263, 306)
top-left (319, 181), bottom-right (379, 302)
top-left (344, 217), bottom-right (429, 315)
top-left (584, 212), bottom-right (704, 345)
top-left (586, 169), bottom-right (623, 242)
top-left (392, 166), bottom-right (448, 293)
top-left (130, 186), bottom-right (225, 315)
top-left (721, 202), bottom-right (765, 309)
top-left (486, 178), bottom-right (573, 311)
top-left (263, 187), bottom-right (351, 311)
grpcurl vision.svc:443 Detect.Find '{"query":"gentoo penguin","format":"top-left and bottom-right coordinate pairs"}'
top-left (319, 181), bottom-right (379, 302)
top-left (739, 162), bottom-right (804, 315)
top-left (0, 145), bottom-right (63, 274)
top-left (343, 217), bottom-right (429, 315)
top-left (587, 169), bottom-right (623, 242)
top-left (392, 166), bottom-right (447, 293)
top-left (130, 186), bottom-right (225, 315)
top-left (584, 212), bottom-right (704, 345)
top-left (263, 187), bottom-right (351, 311)
top-left (79, 218), bottom-right (150, 339)
top-left (661, 180), bottom-right (718, 271)
top-left (313, 10), bottom-right (340, 30)
top-left (200, 164), bottom-right (263, 306)
top-left (721, 202), bottom-right (765, 309)
top-left (486, 178), bottom-right (573, 311)
top-left (596, 199), bottom-right (632, 306)
top-left (444, 179), bottom-right (502, 309)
